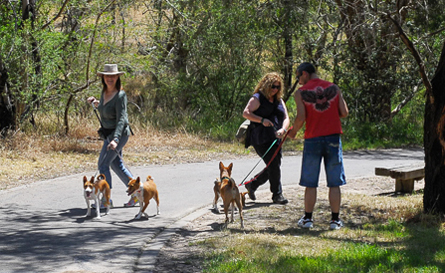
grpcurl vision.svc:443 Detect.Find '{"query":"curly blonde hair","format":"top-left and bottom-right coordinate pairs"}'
top-left (253, 72), bottom-right (284, 100)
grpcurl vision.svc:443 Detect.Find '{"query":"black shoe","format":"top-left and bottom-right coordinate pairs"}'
top-left (273, 194), bottom-right (288, 204)
top-left (245, 182), bottom-right (256, 201)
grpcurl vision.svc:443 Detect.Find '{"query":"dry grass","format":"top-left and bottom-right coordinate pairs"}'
top-left (0, 116), bottom-right (250, 191)
top-left (155, 184), bottom-right (431, 272)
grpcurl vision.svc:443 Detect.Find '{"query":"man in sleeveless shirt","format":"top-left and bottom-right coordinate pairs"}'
top-left (288, 62), bottom-right (349, 230)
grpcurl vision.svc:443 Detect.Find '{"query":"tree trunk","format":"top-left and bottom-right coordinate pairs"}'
top-left (0, 58), bottom-right (16, 135)
top-left (424, 41), bottom-right (445, 214)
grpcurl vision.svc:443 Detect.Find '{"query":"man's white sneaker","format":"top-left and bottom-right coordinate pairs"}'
top-left (329, 219), bottom-right (343, 230)
top-left (298, 216), bottom-right (313, 229)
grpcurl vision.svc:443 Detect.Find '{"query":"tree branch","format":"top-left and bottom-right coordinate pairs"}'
top-left (41, 0), bottom-right (70, 30)
top-left (390, 81), bottom-right (421, 118)
top-left (386, 13), bottom-right (434, 104)
top-left (86, 0), bottom-right (117, 84)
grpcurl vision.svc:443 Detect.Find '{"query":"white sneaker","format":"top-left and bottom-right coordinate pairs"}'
top-left (298, 216), bottom-right (313, 229)
top-left (329, 219), bottom-right (343, 230)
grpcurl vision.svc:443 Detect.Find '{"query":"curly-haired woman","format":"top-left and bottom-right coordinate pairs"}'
top-left (242, 72), bottom-right (290, 204)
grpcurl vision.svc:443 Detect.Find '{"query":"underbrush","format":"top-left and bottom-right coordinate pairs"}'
top-left (0, 114), bottom-right (249, 190)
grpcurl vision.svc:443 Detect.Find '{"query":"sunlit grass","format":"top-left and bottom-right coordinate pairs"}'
top-left (194, 192), bottom-right (445, 273)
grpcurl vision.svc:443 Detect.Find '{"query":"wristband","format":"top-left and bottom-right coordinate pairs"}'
top-left (261, 118), bottom-right (264, 124)
top-left (113, 137), bottom-right (119, 144)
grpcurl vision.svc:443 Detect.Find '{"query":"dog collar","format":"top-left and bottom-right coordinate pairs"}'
top-left (221, 176), bottom-right (230, 181)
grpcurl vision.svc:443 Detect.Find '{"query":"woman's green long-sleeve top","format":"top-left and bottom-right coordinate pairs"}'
top-left (98, 90), bottom-right (130, 141)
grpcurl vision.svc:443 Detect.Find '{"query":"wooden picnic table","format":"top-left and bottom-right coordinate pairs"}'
top-left (375, 162), bottom-right (425, 193)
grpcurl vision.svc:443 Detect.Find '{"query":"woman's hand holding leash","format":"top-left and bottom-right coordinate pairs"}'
top-left (107, 140), bottom-right (118, 150)
top-left (275, 128), bottom-right (287, 139)
top-left (87, 96), bottom-right (99, 108)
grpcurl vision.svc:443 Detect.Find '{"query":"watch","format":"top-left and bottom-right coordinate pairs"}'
top-left (113, 137), bottom-right (119, 144)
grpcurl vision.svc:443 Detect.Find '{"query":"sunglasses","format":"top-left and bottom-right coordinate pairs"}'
top-left (271, 85), bottom-right (281, 90)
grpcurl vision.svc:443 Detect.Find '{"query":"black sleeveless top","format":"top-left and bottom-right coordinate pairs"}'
top-left (246, 92), bottom-right (285, 147)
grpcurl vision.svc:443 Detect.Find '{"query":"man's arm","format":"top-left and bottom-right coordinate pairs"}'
top-left (288, 90), bottom-right (306, 139)
top-left (338, 90), bottom-right (349, 118)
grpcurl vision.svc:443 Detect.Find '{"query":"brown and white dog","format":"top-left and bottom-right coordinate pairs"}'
top-left (83, 174), bottom-right (111, 219)
top-left (126, 176), bottom-right (160, 219)
top-left (219, 162), bottom-right (244, 228)
top-left (213, 178), bottom-right (247, 211)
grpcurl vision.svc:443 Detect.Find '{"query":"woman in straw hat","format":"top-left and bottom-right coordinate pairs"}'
top-left (87, 64), bottom-right (137, 208)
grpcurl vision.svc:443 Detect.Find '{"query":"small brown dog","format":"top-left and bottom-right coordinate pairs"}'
top-left (213, 178), bottom-right (247, 210)
top-left (126, 175), bottom-right (160, 219)
top-left (219, 162), bottom-right (244, 228)
top-left (83, 174), bottom-right (111, 219)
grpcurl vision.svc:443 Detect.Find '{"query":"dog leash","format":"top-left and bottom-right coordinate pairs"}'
top-left (238, 126), bottom-right (293, 187)
top-left (91, 101), bottom-right (105, 129)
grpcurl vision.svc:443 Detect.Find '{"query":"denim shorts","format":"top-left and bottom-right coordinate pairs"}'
top-left (300, 134), bottom-right (346, 188)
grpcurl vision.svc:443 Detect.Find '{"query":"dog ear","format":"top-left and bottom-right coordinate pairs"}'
top-left (90, 176), bottom-right (95, 183)
top-left (83, 176), bottom-right (88, 183)
top-left (137, 177), bottom-right (140, 183)
top-left (219, 161), bottom-right (224, 170)
top-left (228, 163), bottom-right (233, 174)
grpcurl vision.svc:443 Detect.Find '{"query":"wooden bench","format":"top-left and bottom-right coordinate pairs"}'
top-left (375, 162), bottom-right (425, 193)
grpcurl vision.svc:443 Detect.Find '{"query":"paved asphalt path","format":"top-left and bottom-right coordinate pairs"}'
top-left (0, 148), bottom-right (424, 273)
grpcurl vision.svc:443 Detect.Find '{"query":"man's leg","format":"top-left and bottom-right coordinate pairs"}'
top-left (304, 187), bottom-right (317, 215)
top-left (329, 186), bottom-right (341, 214)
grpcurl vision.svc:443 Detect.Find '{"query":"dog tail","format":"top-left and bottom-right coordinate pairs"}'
top-left (97, 174), bottom-right (106, 181)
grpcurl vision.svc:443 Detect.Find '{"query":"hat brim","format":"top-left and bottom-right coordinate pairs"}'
top-left (97, 72), bottom-right (125, 76)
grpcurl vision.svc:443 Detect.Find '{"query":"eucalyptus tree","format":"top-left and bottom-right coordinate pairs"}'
top-left (381, 0), bottom-right (445, 214)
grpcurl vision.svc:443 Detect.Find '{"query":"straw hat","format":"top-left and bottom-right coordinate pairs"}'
top-left (97, 64), bottom-right (125, 76)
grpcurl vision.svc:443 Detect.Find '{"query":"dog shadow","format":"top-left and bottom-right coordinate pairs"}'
top-left (210, 201), bottom-right (273, 214)
top-left (123, 214), bottom-right (160, 223)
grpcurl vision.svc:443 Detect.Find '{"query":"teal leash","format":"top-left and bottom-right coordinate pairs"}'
top-left (239, 139), bottom-right (278, 186)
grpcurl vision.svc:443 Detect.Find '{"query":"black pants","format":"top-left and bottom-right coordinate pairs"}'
top-left (251, 140), bottom-right (283, 198)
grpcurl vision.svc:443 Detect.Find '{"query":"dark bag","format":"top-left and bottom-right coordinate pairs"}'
top-left (97, 127), bottom-right (114, 140)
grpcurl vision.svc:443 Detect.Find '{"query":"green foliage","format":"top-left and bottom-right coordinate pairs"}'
top-left (0, 0), bottom-right (441, 148)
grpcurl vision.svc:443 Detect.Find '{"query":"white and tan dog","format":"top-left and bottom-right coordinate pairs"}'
top-left (83, 174), bottom-right (111, 219)
top-left (126, 176), bottom-right (160, 219)
top-left (219, 162), bottom-right (244, 228)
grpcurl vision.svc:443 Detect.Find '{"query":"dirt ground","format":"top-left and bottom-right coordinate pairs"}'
top-left (151, 176), bottom-right (425, 272)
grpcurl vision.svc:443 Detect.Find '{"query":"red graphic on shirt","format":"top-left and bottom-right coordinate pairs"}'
top-left (301, 85), bottom-right (338, 112)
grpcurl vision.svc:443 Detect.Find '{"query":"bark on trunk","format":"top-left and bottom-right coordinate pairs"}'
top-left (424, 41), bottom-right (445, 214)
top-left (0, 60), bottom-right (16, 135)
